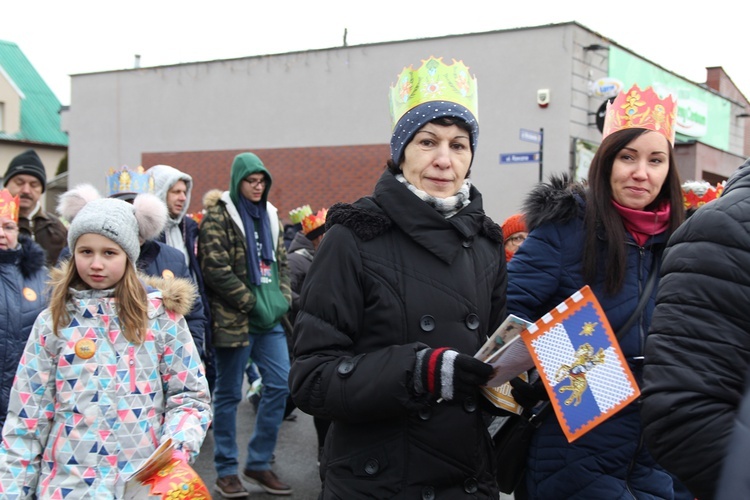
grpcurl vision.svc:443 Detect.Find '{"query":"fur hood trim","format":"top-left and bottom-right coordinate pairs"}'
top-left (202, 189), bottom-right (224, 211)
top-left (482, 217), bottom-right (503, 244)
top-left (50, 260), bottom-right (197, 317)
top-left (17, 234), bottom-right (47, 277)
top-left (523, 173), bottom-right (587, 231)
top-left (326, 202), bottom-right (392, 241)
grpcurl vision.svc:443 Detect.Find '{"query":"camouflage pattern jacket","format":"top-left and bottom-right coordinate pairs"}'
top-left (199, 191), bottom-right (291, 347)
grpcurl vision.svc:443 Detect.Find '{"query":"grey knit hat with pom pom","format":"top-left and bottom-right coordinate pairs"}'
top-left (58, 184), bottom-right (168, 264)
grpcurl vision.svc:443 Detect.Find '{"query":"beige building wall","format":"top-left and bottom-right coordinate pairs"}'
top-left (64, 22), bottom-right (742, 221)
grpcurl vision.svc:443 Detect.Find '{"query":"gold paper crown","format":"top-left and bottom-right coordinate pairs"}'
top-left (289, 205), bottom-right (313, 225)
top-left (0, 189), bottom-right (20, 223)
top-left (682, 180), bottom-right (724, 211)
top-left (389, 57), bottom-right (478, 130)
top-left (602, 84), bottom-right (677, 145)
top-left (302, 208), bottom-right (328, 235)
top-left (106, 165), bottom-right (155, 198)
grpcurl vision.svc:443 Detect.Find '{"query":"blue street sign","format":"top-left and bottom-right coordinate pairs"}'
top-left (500, 152), bottom-right (540, 164)
top-left (520, 129), bottom-right (542, 144)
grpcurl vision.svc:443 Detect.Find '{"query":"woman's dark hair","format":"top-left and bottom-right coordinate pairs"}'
top-left (582, 127), bottom-right (684, 294)
top-left (386, 116), bottom-right (474, 175)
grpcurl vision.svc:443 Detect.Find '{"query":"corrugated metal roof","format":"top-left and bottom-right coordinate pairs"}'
top-left (0, 40), bottom-right (68, 146)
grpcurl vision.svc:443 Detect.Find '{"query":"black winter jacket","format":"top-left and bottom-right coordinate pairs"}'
top-left (642, 158), bottom-right (750, 500)
top-left (290, 171), bottom-right (506, 499)
top-left (287, 230), bottom-right (315, 323)
top-left (138, 240), bottom-right (206, 357)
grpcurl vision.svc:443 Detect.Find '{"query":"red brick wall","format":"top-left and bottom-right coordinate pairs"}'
top-left (142, 144), bottom-right (389, 222)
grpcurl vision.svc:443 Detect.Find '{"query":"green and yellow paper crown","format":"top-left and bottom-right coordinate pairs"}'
top-left (289, 205), bottom-right (313, 225)
top-left (602, 84), bottom-right (677, 145)
top-left (389, 57), bottom-right (478, 130)
top-left (106, 165), bottom-right (155, 198)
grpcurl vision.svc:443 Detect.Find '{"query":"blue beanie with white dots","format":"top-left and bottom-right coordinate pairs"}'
top-left (390, 101), bottom-right (479, 166)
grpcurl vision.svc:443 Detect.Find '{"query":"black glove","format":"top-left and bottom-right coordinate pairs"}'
top-left (414, 348), bottom-right (493, 401)
top-left (509, 377), bottom-right (549, 409)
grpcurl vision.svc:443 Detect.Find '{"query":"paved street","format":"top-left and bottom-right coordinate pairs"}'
top-left (193, 390), bottom-right (322, 499)
top-left (192, 386), bottom-right (515, 499)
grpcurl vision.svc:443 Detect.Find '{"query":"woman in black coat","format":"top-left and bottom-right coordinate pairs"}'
top-left (289, 57), bottom-right (506, 498)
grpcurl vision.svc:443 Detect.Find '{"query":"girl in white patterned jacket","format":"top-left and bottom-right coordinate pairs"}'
top-left (0, 186), bottom-right (212, 499)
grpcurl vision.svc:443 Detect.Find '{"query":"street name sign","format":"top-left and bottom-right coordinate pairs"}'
top-left (519, 129), bottom-right (542, 144)
top-left (500, 152), bottom-right (540, 164)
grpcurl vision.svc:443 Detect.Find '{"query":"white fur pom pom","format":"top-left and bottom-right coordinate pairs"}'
top-left (133, 193), bottom-right (168, 241)
top-left (57, 184), bottom-right (101, 222)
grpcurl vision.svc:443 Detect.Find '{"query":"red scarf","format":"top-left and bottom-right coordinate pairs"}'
top-left (612, 199), bottom-right (671, 246)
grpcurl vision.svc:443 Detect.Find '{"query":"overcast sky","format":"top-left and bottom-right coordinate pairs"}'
top-left (3, 1), bottom-right (747, 107)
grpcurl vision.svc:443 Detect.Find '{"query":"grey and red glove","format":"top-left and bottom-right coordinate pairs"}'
top-left (414, 348), bottom-right (493, 401)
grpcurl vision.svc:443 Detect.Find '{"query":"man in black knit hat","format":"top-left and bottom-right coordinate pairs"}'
top-left (3, 149), bottom-right (67, 266)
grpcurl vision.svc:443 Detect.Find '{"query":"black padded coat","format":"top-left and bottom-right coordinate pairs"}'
top-left (642, 157), bottom-right (750, 500)
top-left (289, 170), bottom-right (506, 499)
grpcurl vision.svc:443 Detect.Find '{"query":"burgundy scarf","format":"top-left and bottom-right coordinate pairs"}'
top-left (612, 199), bottom-right (671, 246)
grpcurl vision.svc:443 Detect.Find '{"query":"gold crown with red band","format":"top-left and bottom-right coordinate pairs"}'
top-left (0, 189), bottom-right (20, 223)
top-left (682, 180), bottom-right (724, 210)
top-left (302, 208), bottom-right (328, 235)
top-left (388, 56), bottom-right (478, 130)
top-left (602, 84), bottom-right (677, 145)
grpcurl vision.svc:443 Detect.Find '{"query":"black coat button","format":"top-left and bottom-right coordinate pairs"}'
top-left (337, 360), bottom-right (355, 377)
top-left (465, 313), bottom-right (480, 330)
top-left (462, 239), bottom-right (473, 248)
top-left (420, 315), bottom-right (435, 332)
top-left (421, 486), bottom-right (435, 500)
top-left (418, 407), bottom-right (432, 420)
top-left (364, 458), bottom-right (379, 475)
top-left (464, 477), bottom-right (478, 493)
top-left (463, 396), bottom-right (477, 413)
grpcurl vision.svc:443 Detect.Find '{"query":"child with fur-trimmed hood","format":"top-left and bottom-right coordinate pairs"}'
top-left (0, 186), bottom-right (212, 499)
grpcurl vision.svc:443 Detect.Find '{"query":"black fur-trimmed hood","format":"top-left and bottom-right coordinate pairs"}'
top-left (17, 235), bottom-right (47, 278)
top-left (326, 201), bottom-right (503, 244)
top-left (326, 201), bottom-right (392, 241)
top-left (522, 173), bottom-right (587, 231)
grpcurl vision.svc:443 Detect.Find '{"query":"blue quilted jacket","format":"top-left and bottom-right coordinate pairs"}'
top-left (0, 235), bottom-right (47, 428)
top-left (506, 176), bottom-right (675, 499)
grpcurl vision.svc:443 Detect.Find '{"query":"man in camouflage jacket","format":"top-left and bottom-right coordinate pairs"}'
top-left (199, 152), bottom-right (293, 497)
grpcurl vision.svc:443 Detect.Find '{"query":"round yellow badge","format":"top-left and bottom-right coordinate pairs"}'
top-left (162, 269), bottom-right (174, 279)
top-left (75, 339), bottom-right (96, 359)
top-left (22, 287), bottom-right (37, 301)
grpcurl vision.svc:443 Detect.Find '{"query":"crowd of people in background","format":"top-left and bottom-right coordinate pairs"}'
top-left (0, 54), bottom-right (746, 500)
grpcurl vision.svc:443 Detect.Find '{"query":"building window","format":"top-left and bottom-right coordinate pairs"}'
top-left (0, 102), bottom-right (4, 131)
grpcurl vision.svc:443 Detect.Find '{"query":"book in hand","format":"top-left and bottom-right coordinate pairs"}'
top-left (475, 314), bottom-right (535, 386)
top-left (124, 438), bottom-right (210, 499)
top-left (480, 372), bottom-right (529, 414)
top-left (475, 314), bottom-right (535, 412)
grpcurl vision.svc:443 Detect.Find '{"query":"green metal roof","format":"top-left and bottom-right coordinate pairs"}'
top-left (0, 40), bottom-right (68, 146)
